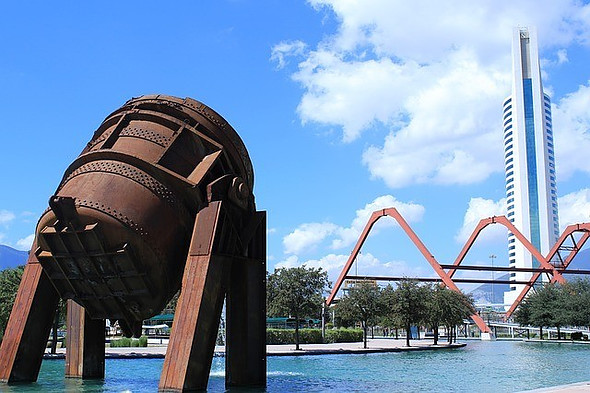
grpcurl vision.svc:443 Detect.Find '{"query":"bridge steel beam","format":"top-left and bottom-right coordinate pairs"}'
top-left (345, 275), bottom-right (533, 285)
top-left (504, 224), bottom-right (590, 319)
top-left (326, 208), bottom-right (491, 334)
top-left (448, 216), bottom-right (565, 283)
top-left (326, 207), bottom-right (590, 334)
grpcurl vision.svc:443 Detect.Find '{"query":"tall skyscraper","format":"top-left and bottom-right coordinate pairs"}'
top-left (503, 27), bottom-right (559, 307)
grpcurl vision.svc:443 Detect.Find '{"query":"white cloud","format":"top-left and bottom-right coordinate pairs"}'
top-left (541, 49), bottom-right (569, 76)
top-left (331, 194), bottom-right (425, 249)
top-left (0, 210), bottom-right (16, 225)
top-left (274, 252), bottom-right (431, 283)
top-left (453, 190), bottom-right (590, 250)
top-left (557, 189), bottom-right (590, 231)
top-left (557, 49), bottom-right (569, 65)
top-left (362, 49), bottom-right (508, 187)
top-left (456, 197), bottom-right (508, 244)
top-left (276, 0), bottom-right (590, 187)
top-left (281, 195), bottom-right (425, 255)
top-left (278, 195), bottom-right (427, 286)
top-left (308, 0), bottom-right (590, 62)
top-left (293, 54), bottom-right (419, 142)
top-left (275, 254), bottom-right (347, 275)
top-left (283, 222), bottom-right (339, 254)
top-left (270, 40), bottom-right (307, 69)
top-left (15, 234), bottom-right (34, 251)
top-left (553, 82), bottom-right (590, 180)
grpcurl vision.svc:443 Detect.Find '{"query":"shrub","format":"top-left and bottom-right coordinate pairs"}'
top-left (110, 336), bottom-right (148, 347)
top-left (266, 329), bottom-right (295, 344)
top-left (324, 328), bottom-right (363, 343)
top-left (298, 329), bottom-right (323, 344)
top-left (571, 332), bottom-right (587, 341)
top-left (110, 337), bottom-right (130, 347)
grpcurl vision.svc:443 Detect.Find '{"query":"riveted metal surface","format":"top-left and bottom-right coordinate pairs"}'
top-left (0, 95), bottom-right (265, 389)
top-left (34, 95), bottom-right (255, 327)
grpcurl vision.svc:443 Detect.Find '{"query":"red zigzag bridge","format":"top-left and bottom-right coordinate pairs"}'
top-left (326, 207), bottom-right (590, 334)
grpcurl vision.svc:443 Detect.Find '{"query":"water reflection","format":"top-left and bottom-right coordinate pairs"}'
top-left (1, 341), bottom-right (589, 392)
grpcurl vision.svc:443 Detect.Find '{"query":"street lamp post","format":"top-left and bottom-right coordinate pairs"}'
top-left (489, 254), bottom-right (496, 307)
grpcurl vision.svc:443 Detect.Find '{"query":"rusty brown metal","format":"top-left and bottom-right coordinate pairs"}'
top-left (65, 300), bottom-right (105, 379)
top-left (0, 95), bottom-right (266, 390)
top-left (226, 211), bottom-right (266, 387)
top-left (160, 201), bottom-right (230, 390)
top-left (0, 250), bottom-right (59, 383)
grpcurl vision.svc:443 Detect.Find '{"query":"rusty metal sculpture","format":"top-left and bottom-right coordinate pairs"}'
top-left (0, 95), bottom-right (266, 391)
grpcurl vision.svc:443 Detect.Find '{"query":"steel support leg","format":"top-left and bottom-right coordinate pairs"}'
top-left (65, 300), bottom-right (105, 379)
top-left (159, 202), bottom-right (230, 392)
top-left (0, 260), bottom-right (60, 383)
top-left (226, 211), bottom-right (266, 387)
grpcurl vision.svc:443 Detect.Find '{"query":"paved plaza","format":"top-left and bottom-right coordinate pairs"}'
top-left (44, 337), bottom-right (464, 358)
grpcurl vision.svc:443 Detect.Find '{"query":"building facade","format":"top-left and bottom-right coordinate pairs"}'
top-left (503, 27), bottom-right (559, 307)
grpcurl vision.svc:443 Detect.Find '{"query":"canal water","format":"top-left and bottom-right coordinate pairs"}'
top-left (1, 341), bottom-right (589, 392)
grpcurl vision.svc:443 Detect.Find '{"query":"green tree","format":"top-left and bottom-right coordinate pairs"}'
top-left (336, 282), bottom-right (384, 348)
top-left (0, 266), bottom-right (24, 341)
top-left (380, 285), bottom-right (403, 339)
top-left (164, 290), bottom-right (180, 313)
top-left (423, 285), bottom-right (473, 345)
top-left (387, 279), bottom-right (428, 347)
top-left (516, 279), bottom-right (590, 340)
top-left (563, 278), bottom-right (590, 329)
top-left (514, 296), bottom-right (532, 327)
top-left (267, 266), bottom-right (329, 350)
top-left (441, 288), bottom-right (474, 343)
top-left (423, 285), bottom-right (442, 345)
top-left (518, 283), bottom-right (568, 340)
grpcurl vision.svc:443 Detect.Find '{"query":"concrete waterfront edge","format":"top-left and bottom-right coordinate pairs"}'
top-left (43, 341), bottom-right (466, 360)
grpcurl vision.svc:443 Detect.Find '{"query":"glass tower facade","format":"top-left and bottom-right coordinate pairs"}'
top-left (503, 27), bottom-right (559, 307)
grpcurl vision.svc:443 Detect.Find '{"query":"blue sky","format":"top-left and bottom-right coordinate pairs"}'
top-left (1, 1), bottom-right (590, 295)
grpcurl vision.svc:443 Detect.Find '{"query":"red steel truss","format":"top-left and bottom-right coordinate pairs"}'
top-left (326, 207), bottom-right (590, 333)
top-left (326, 208), bottom-right (492, 333)
top-left (504, 223), bottom-right (590, 318)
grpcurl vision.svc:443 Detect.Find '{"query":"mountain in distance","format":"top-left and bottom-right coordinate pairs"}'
top-left (469, 248), bottom-right (590, 306)
top-left (468, 274), bottom-right (509, 305)
top-left (563, 247), bottom-right (590, 278)
top-left (0, 245), bottom-right (28, 270)
top-left (569, 247), bottom-right (590, 269)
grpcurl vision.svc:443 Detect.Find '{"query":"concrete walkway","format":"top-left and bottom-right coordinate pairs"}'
top-left (265, 338), bottom-right (465, 356)
top-left (43, 338), bottom-right (465, 359)
top-left (521, 381), bottom-right (590, 392)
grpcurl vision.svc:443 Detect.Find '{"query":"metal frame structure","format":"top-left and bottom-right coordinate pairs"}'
top-left (504, 222), bottom-right (590, 318)
top-left (0, 96), bottom-right (267, 391)
top-left (326, 207), bottom-right (590, 333)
